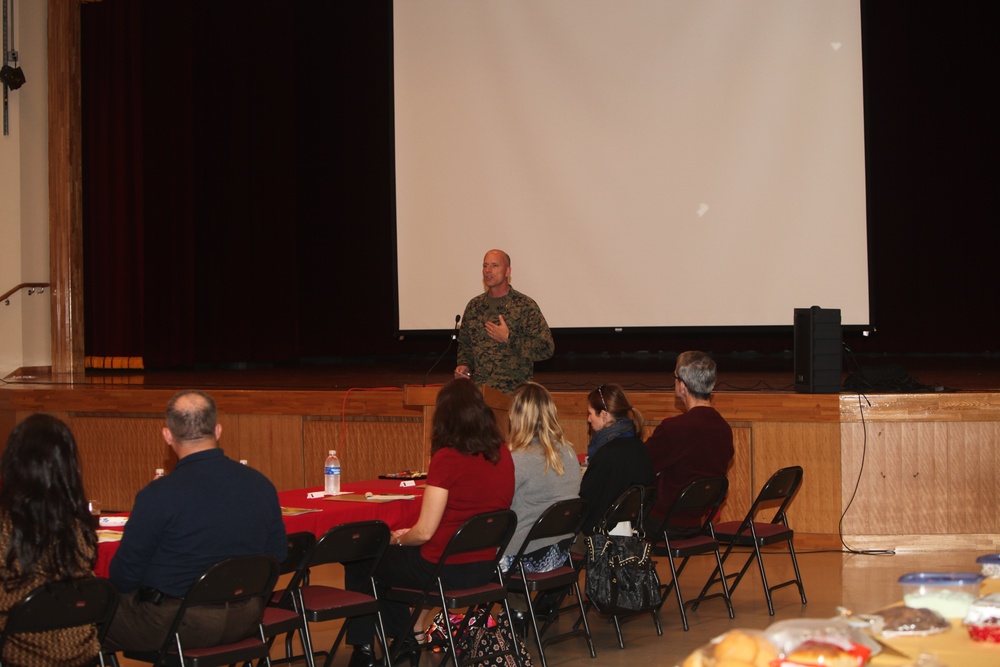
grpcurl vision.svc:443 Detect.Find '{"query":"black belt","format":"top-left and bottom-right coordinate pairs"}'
top-left (138, 586), bottom-right (183, 605)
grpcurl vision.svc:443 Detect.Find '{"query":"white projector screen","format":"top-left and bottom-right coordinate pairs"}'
top-left (393, 0), bottom-right (869, 332)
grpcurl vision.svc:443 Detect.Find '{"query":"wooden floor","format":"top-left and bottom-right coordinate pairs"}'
top-left (8, 351), bottom-right (1000, 393)
top-left (116, 548), bottom-right (987, 667)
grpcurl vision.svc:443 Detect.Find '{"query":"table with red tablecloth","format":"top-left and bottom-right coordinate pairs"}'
top-left (95, 478), bottom-right (425, 577)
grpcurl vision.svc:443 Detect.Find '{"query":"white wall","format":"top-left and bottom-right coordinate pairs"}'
top-left (0, 0), bottom-right (50, 378)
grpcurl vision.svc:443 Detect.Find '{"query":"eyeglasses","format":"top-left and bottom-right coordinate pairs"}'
top-left (596, 385), bottom-right (608, 412)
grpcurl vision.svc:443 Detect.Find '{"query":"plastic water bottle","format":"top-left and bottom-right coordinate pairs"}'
top-left (154, 468), bottom-right (165, 480)
top-left (324, 450), bottom-right (341, 495)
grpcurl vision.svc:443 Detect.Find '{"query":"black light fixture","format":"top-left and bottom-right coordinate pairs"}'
top-left (0, 62), bottom-right (25, 90)
top-left (2, 0), bottom-right (24, 135)
top-left (2, 0), bottom-right (24, 90)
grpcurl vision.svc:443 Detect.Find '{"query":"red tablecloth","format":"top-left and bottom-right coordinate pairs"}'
top-left (95, 479), bottom-right (425, 578)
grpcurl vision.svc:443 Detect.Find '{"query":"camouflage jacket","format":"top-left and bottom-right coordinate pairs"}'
top-left (457, 288), bottom-right (554, 394)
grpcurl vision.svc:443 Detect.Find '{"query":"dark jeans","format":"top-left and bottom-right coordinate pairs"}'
top-left (102, 589), bottom-right (262, 652)
top-left (344, 546), bottom-right (494, 646)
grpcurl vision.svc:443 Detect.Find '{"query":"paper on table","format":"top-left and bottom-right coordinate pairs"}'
top-left (97, 530), bottom-right (123, 542)
top-left (323, 492), bottom-right (415, 503)
top-left (364, 492), bottom-right (416, 500)
top-left (281, 507), bottom-right (323, 516)
top-left (99, 516), bottom-right (128, 527)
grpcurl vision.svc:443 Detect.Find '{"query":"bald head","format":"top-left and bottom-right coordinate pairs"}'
top-left (482, 249), bottom-right (512, 296)
top-left (165, 390), bottom-right (220, 446)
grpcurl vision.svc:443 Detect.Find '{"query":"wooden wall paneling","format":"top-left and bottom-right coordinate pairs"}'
top-left (0, 410), bottom-right (17, 450)
top-left (840, 420), bottom-right (1000, 537)
top-left (946, 421), bottom-right (1000, 534)
top-left (562, 419), bottom-right (590, 459)
top-left (841, 392), bottom-right (1000, 423)
top-left (839, 421), bottom-right (878, 534)
top-left (718, 424), bottom-right (753, 523)
top-left (303, 418), bottom-right (423, 490)
top-left (69, 415), bottom-right (165, 512)
top-left (751, 421), bottom-right (841, 534)
top-left (227, 414), bottom-right (305, 491)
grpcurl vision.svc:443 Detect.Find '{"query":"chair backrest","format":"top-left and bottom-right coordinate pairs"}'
top-left (654, 476), bottom-right (728, 540)
top-left (668, 477), bottom-right (729, 518)
top-left (439, 509), bottom-right (518, 564)
top-left (302, 520), bottom-right (391, 578)
top-left (600, 485), bottom-right (645, 530)
top-left (744, 466), bottom-right (803, 525)
top-left (183, 553), bottom-right (279, 607)
top-left (280, 531), bottom-right (317, 576)
top-left (510, 497), bottom-right (589, 562)
top-left (0, 577), bottom-right (118, 660)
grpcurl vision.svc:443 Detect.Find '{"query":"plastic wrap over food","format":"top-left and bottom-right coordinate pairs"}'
top-left (679, 619), bottom-right (878, 667)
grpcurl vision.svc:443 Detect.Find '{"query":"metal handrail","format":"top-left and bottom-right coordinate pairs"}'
top-left (1, 282), bottom-right (50, 304)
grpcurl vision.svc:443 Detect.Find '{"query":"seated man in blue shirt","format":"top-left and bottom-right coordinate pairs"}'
top-left (103, 390), bottom-right (287, 652)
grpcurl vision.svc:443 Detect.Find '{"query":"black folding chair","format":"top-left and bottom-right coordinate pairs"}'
top-left (261, 531), bottom-right (318, 667)
top-left (122, 554), bottom-right (279, 667)
top-left (382, 509), bottom-right (521, 667)
top-left (287, 521), bottom-right (391, 667)
top-left (0, 577), bottom-right (118, 667)
top-left (648, 477), bottom-right (733, 630)
top-left (506, 498), bottom-right (594, 667)
top-left (696, 466), bottom-right (807, 615)
top-left (581, 485), bottom-right (662, 649)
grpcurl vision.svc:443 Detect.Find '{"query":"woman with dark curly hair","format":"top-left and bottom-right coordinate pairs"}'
top-left (0, 414), bottom-right (99, 666)
top-left (344, 378), bottom-right (515, 667)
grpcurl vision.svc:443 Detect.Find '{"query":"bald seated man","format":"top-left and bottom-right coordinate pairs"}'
top-left (103, 390), bottom-right (287, 653)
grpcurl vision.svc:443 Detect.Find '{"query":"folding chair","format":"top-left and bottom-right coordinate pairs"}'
top-left (290, 521), bottom-right (391, 667)
top-left (382, 509), bottom-right (520, 667)
top-left (696, 466), bottom-right (807, 615)
top-left (0, 577), bottom-right (118, 667)
top-left (582, 485), bottom-right (662, 649)
top-left (261, 531), bottom-right (318, 667)
top-left (506, 498), bottom-right (594, 667)
top-left (648, 477), bottom-right (733, 631)
top-left (122, 554), bottom-right (279, 667)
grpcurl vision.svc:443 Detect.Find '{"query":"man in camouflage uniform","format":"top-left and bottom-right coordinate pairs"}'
top-left (454, 249), bottom-right (554, 394)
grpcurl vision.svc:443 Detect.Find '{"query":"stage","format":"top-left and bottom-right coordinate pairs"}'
top-left (4, 351), bottom-right (998, 393)
top-left (2, 352), bottom-right (999, 552)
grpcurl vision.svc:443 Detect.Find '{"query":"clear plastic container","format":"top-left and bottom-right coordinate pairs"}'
top-left (976, 554), bottom-right (1000, 579)
top-left (964, 592), bottom-right (1000, 643)
top-left (898, 572), bottom-right (983, 618)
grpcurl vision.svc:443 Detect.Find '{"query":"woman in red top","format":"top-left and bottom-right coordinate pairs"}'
top-left (346, 378), bottom-right (515, 667)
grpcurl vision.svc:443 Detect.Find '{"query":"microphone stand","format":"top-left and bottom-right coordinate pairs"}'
top-left (423, 315), bottom-right (461, 386)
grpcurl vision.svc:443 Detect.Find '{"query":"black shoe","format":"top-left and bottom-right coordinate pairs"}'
top-left (391, 634), bottom-right (422, 667)
top-left (349, 644), bottom-right (376, 667)
top-left (508, 608), bottom-right (529, 636)
top-left (533, 590), bottom-right (566, 619)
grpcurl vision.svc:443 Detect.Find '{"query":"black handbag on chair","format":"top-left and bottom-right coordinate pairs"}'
top-left (584, 531), bottom-right (662, 614)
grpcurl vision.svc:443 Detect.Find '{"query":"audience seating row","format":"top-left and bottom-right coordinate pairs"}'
top-left (0, 465), bottom-right (807, 667)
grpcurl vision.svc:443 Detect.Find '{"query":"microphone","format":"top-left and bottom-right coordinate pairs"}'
top-left (423, 315), bottom-right (462, 386)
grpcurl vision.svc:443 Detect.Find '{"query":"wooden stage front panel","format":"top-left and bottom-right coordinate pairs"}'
top-left (1, 385), bottom-right (997, 551)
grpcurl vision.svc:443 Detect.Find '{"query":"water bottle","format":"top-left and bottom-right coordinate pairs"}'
top-left (324, 450), bottom-right (341, 495)
top-left (154, 468), bottom-right (165, 480)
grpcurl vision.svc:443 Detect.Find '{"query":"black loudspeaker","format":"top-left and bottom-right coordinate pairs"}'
top-left (794, 307), bottom-right (842, 393)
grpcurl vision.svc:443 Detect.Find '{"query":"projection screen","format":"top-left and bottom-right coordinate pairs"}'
top-left (393, 0), bottom-right (869, 332)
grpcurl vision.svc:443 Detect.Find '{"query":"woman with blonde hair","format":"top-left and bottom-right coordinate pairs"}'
top-left (500, 382), bottom-right (581, 573)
